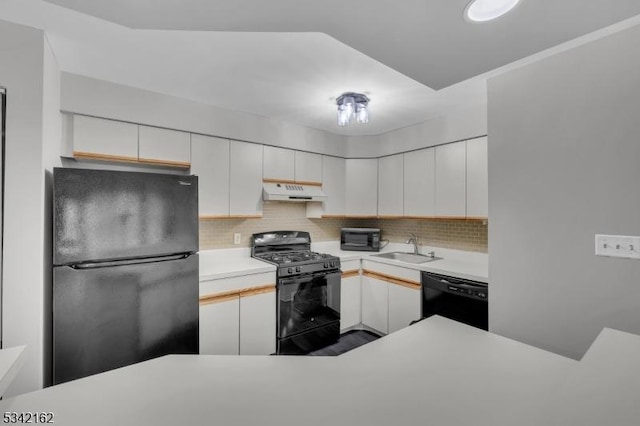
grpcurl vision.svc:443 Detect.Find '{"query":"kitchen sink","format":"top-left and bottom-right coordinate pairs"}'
top-left (371, 252), bottom-right (442, 264)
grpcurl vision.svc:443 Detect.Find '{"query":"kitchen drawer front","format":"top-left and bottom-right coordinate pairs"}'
top-left (199, 272), bottom-right (276, 297)
top-left (340, 259), bottom-right (361, 273)
top-left (361, 260), bottom-right (420, 284)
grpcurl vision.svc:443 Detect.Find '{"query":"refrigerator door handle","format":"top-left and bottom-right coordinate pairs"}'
top-left (70, 253), bottom-right (193, 270)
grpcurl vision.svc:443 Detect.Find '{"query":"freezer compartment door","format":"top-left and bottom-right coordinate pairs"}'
top-left (54, 168), bottom-right (198, 265)
top-left (53, 254), bottom-right (198, 385)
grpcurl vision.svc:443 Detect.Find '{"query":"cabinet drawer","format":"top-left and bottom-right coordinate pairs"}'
top-left (361, 260), bottom-right (420, 284)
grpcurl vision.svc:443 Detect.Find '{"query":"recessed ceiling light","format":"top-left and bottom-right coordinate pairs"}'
top-left (465, 0), bottom-right (521, 22)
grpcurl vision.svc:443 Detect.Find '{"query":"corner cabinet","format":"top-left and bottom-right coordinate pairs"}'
top-left (340, 260), bottom-right (362, 332)
top-left (308, 155), bottom-right (345, 218)
top-left (345, 159), bottom-right (378, 217)
top-left (378, 154), bottom-right (404, 218)
top-left (190, 134), bottom-right (230, 218)
top-left (229, 141), bottom-right (263, 217)
top-left (361, 261), bottom-right (422, 335)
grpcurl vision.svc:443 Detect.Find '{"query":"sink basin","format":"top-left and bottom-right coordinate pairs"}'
top-left (371, 252), bottom-right (442, 264)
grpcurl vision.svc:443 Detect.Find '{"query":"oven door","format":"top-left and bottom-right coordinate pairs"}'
top-left (277, 270), bottom-right (341, 339)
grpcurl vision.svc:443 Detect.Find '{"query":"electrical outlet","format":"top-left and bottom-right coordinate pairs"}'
top-left (595, 234), bottom-right (640, 259)
top-left (233, 233), bottom-right (241, 245)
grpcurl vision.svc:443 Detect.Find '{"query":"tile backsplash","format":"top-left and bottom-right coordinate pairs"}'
top-left (200, 202), bottom-right (488, 252)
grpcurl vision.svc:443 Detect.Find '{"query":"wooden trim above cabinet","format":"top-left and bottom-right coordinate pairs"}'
top-left (262, 178), bottom-right (322, 187)
top-left (341, 270), bottom-right (360, 279)
top-left (137, 157), bottom-right (191, 169)
top-left (200, 214), bottom-right (263, 220)
top-left (199, 284), bottom-right (276, 306)
top-left (73, 151), bottom-right (139, 164)
top-left (362, 270), bottom-right (421, 290)
top-left (74, 151), bottom-right (191, 169)
top-left (293, 180), bottom-right (323, 187)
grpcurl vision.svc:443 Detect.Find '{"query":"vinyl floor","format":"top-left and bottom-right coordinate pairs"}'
top-left (307, 329), bottom-right (381, 356)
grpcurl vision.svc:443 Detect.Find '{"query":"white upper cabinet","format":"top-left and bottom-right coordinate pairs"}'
top-left (138, 125), bottom-right (191, 167)
top-left (404, 148), bottom-right (436, 217)
top-left (190, 134), bottom-right (230, 218)
top-left (294, 151), bottom-right (322, 184)
top-left (73, 115), bottom-right (138, 161)
top-left (435, 141), bottom-right (466, 217)
top-left (319, 155), bottom-right (345, 217)
top-left (263, 146), bottom-right (295, 182)
top-left (230, 141), bottom-right (263, 217)
top-left (345, 159), bottom-right (378, 217)
top-left (466, 137), bottom-right (488, 218)
top-left (378, 154), bottom-right (404, 217)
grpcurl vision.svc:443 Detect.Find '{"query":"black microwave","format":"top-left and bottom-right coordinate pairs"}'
top-left (341, 228), bottom-right (381, 252)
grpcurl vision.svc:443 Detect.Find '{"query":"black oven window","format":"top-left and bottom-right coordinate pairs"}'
top-left (346, 233), bottom-right (369, 246)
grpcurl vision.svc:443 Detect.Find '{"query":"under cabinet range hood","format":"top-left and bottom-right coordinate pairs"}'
top-left (262, 182), bottom-right (327, 202)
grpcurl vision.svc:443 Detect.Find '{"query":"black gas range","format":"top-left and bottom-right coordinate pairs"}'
top-left (251, 231), bottom-right (341, 354)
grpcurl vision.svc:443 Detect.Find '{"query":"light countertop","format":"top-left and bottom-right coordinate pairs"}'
top-left (0, 317), bottom-right (578, 426)
top-left (199, 249), bottom-right (276, 281)
top-left (200, 242), bottom-right (488, 283)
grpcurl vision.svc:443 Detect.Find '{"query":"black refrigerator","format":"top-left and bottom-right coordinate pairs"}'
top-left (52, 168), bottom-right (199, 385)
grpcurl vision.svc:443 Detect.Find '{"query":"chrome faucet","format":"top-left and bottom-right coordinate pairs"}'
top-left (406, 233), bottom-right (420, 255)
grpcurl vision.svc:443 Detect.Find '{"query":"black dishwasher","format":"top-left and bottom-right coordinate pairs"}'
top-left (421, 272), bottom-right (488, 331)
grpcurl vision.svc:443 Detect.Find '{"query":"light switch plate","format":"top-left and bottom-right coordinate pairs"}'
top-left (234, 233), bottom-right (241, 245)
top-left (595, 234), bottom-right (640, 259)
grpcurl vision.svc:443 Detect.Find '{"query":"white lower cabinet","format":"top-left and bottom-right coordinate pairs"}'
top-left (361, 275), bottom-right (389, 335)
top-left (388, 284), bottom-right (421, 334)
top-left (199, 296), bottom-right (240, 355)
top-left (340, 273), bottom-right (362, 332)
top-left (239, 291), bottom-right (276, 355)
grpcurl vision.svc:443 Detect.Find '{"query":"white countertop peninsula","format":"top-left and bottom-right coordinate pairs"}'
top-left (0, 317), bottom-right (579, 426)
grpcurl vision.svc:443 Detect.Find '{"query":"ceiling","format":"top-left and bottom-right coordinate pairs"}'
top-left (2, 1), bottom-right (640, 136)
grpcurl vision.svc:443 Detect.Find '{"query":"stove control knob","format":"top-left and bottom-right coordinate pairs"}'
top-left (330, 261), bottom-right (335, 267)
top-left (295, 266), bottom-right (301, 272)
top-left (324, 263), bottom-right (329, 268)
top-left (287, 267), bottom-right (293, 274)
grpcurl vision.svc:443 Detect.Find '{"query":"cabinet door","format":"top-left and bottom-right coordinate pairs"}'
top-left (239, 291), bottom-right (276, 355)
top-left (190, 135), bottom-right (230, 218)
top-left (378, 154), bottom-right (404, 217)
top-left (388, 284), bottom-right (421, 334)
top-left (320, 155), bottom-right (345, 216)
top-left (345, 159), bottom-right (378, 217)
top-left (230, 141), bottom-right (263, 217)
top-left (435, 141), bottom-right (466, 217)
top-left (361, 275), bottom-right (388, 334)
top-left (294, 151), bottom-right (322, 184)
top-left (404, 148), bottom-right (436, 217)
top-left (340, 274), bottom-right (361, 332)
top-left (138, 125), bottom-right (191, 167)
top-left (73, 115), bottom-right (138, 161)
top-left (466, 137), bottom-right (488, 218)
top-left (263, 146), bottom-right (295, 182)
top-left (199, 296), bottom-right (240, 355)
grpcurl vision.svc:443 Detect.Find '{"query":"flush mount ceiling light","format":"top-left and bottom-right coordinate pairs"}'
top-left (336, 92), bottom-right (370, 127)
top-left (465, 0), bottom-right (521, 22)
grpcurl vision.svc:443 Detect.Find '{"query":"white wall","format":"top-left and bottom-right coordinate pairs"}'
top-left (345, 104), bottom-right (487, 158)
top-left (488, 22), bottom-right (640, 359)
top-left (60, 73), bottom-right (349, 158)
top-left (0, 19), bottom-right (57, 395)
